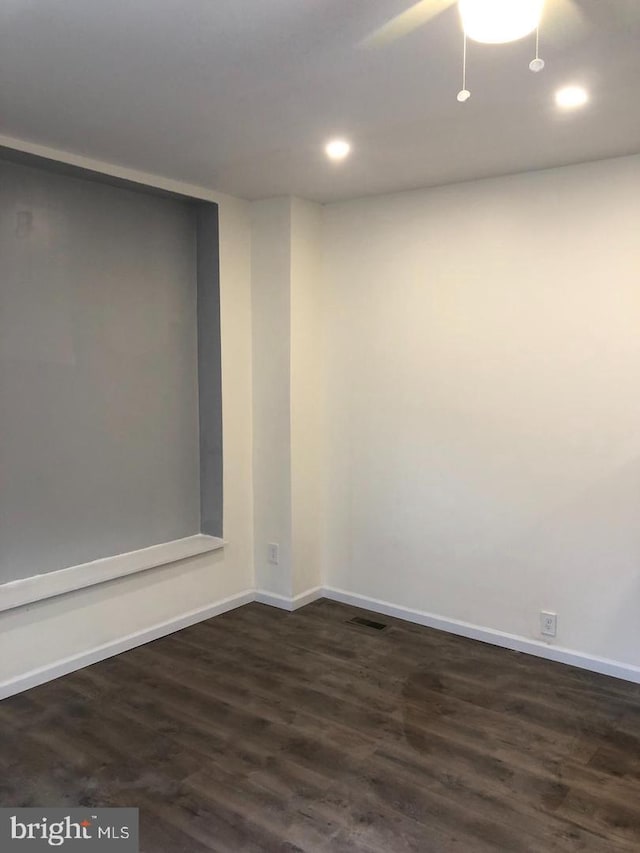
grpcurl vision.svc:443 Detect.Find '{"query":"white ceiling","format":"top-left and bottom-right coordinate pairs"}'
top-left (1, 0), bottom-right (639, 202)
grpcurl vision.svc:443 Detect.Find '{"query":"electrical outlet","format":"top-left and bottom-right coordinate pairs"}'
top-left (268, 543), bottom-right (279, 565)
top-left (540, 611), bottom-right (557, 637)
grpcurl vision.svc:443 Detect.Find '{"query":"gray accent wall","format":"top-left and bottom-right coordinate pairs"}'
top-left (0, 158), bottom-right (221, 583)
top-left (196, 204), bottom-right (223, 538)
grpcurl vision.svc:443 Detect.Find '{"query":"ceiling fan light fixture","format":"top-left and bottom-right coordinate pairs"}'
top-left (458, 0), bottom-right (545, 44)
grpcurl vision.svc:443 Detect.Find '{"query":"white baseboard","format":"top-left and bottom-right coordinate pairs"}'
top-left (322, 586), bottom-right (640, 685)
top-left (255, 586), bottom-right (323, 612)
top-left (293, 586), bottom-right (325, 609)
top-left (0, 586), bottom-right (324, 700)
top-left (0, 590), bottom-right (254, 700)
top-left (4, 582), bottom-right (638, 700)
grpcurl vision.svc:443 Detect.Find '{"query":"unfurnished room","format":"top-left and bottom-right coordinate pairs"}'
top-left (1, 1), bottom-right (640, 851)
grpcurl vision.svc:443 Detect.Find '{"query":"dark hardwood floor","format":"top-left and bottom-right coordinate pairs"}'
top-left (1, 599), bottom-right (640, 851)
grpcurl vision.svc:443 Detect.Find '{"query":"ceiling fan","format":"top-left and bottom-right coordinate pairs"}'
top-left (363, 0), bottom-right (640, 101)
top-left (364, 0), bottom-right (639, 48)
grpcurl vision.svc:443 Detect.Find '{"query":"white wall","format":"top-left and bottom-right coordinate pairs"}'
top-left (321, 154), bottom-right (640, 669)
top-left (251, 198), bottom-right (293, 597)
top-left (0, 135), bottom-right (254, 689)
top-left (250, 197), bottom-right (324, 600)
top-left (291, 198), bottom-right (325, 596)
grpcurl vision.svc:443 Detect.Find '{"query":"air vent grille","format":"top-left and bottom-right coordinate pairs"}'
top-left (348, 616), bottom-right (388, 631)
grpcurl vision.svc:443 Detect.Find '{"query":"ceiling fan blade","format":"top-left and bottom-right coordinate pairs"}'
top-left (361, 0), bottom-right (455, 49)
top-left (541, 0), bottom-right (589, 48)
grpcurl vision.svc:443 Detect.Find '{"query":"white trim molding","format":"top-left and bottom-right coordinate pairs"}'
top-left (255, 586), bottom-right (324, 612)
top-left (0, 591), bottom-right (252, 701)
top-left (0, 133), bottom-right (240, 205)
top-left (322, 586), bottom-right (640, 685)
top-left (3, 582), bottom-right (639, 701)
top-left (0, 586), bottom-right (322, 699)
top-left (0, 535), bottom-right (225, 613)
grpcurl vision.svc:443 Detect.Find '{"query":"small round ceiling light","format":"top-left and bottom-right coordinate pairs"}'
top-left (459, 0), bottom-right (545, 44)
top-left (555, 85), bottom-right (588, 109)
top-left (325, 139), bottom-right (351, 161)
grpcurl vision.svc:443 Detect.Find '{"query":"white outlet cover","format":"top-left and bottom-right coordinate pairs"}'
top-left (540, 611), bottom-right (557, 637)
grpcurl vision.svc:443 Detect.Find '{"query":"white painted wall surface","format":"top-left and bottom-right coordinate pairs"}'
top-left (321, 155), bottom-right (640, 668)
top-left (251, 197), bottom-right (293, 597)
top-left (291, 198), bottom-right (325, 596)
top-left (0, 135), bottom-right (254, 687)
top-left (250, 197), bottom-right (325, 599)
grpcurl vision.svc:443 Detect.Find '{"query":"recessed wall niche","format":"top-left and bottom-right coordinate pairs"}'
top-left (0, 149), bottom-right (222, 585)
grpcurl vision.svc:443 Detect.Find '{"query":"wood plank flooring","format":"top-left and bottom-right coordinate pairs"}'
top-left (1, 598), bottom-right (640, 851)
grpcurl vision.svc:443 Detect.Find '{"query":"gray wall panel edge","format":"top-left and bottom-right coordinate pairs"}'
top-left (196, 203), bottom-right (224, 538)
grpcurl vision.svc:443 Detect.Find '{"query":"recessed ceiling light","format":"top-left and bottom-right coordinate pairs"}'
top-left (555, 85), bottom-right (589, 109)
top-left (325, 139), bottom-right (351, 162)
